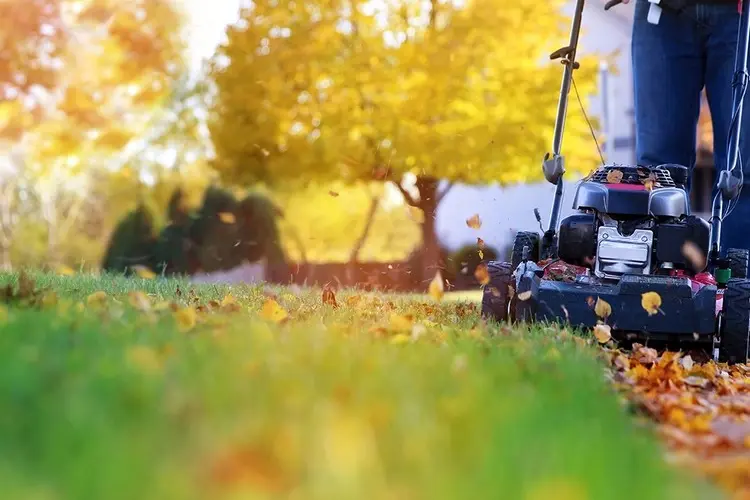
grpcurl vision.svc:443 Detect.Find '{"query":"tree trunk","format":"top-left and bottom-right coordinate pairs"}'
top-left (415, 176), bottom-right (443, 287)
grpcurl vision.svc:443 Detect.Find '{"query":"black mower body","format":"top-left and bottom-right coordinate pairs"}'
top-left (519, 273), bottom-right (718, 340)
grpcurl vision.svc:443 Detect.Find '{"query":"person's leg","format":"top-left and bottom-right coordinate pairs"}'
top-left (704, 3), bottom-right (750, 251)
top-left (632, 0), bottom-right (705, 189)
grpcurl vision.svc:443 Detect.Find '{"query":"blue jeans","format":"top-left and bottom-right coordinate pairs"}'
top-left (632, 0), bottom-right (750, 251)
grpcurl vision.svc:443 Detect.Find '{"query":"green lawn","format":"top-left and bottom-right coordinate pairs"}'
top-left (0, 272), bottom-right (721, 500)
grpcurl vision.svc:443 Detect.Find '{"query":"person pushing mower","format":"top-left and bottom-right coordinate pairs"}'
top-left (621, 0), bottom-right (750, 252)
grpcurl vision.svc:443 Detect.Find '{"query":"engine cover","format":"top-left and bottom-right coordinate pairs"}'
top-left (595, 226), bottom-right (654, 279)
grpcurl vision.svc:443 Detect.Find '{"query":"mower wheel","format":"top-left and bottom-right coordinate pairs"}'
top-left (727, 248), bottom-right (749, 279)
top-left (719, 278), bottom-right (750, 364)
top-left (511, 232), bottom-right (540, 271)
top-left (480, 261), bottom-right (512, 323)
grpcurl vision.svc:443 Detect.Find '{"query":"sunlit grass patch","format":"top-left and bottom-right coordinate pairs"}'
top-left (0, 272), bottom-right (721, 500)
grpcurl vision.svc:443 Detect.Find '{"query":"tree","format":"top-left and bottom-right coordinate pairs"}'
top-left (0, 0), bottom-right (188, 266)
top-left (208, 0), bottom-right (605, 285)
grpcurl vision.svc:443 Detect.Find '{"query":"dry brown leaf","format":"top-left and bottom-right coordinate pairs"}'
top-left (606, 169), bottom-right (624, 183)
top-left (322, 286), bottom-right (338, 308)
top-left (474, 263), bottom-right (490, 285)
top-left (328, 190), bottom-right (340, 197)
top-left (466, 214), bottom-right (482, 229)
top-left (641, 291), bottom-right (662, 316)
top-left (477, 237), bottom-right (485, 249)
top-left (593, 323), bottom-right (612, 343)
top-left (594, 297), bottom-right (612, 319)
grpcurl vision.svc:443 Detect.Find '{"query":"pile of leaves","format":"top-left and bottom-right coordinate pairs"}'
top-left (605, 345), bottom-right (750, 499)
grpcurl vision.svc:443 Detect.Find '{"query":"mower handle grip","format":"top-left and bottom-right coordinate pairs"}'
top-left (604, 0), bottom-right (623, 10)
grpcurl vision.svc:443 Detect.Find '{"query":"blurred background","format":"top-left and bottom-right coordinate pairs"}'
top-left (0, 0), bottom-right (717, 291)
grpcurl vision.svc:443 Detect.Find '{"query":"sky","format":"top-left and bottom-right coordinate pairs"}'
top-left (183, 0), bottom-right (241, 69)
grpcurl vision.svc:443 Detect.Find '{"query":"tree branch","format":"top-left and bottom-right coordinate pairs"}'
top-left (393, 180), bottom-right (419, 207)
top-left (437, 182), bottom-right (454, 204)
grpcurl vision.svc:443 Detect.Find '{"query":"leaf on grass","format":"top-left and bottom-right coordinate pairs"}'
top-left (466, 213), bottom-right (482, 229)
top-left (606, 169), bottom-right (624, 183)
top-left (86, 291), bottom-right (108, 306)
top-left (390, 334), bottom-right (411, 345)
top-left (474, 263), bottom-right (490, 285)
top-left (56, 264), bottom-right (76, 276)
top-left (593, 323), bottom-right (612, 343)
top-left (128, 291), bottom-right (151, 311)
top-left (322, 286), bottom-right (338, 308)
top-left (132, 265), bottom-right (156, 279)
top-left (389, 313), bottom-right (413, 332)
top-left (594, 297), bottom-right (612, 319)
top-left (220, 293), bottom-right (241, 312)
top-left (218, 212), bottom-right (236, 224)
top-left (641, 291), bottom-right (662, 316)
top-left (429, 270), bottom-right (444, 302)
top-left (260, 299), bottom-right (288, 323)
top-left (174, 306), bottom-right (197, 332)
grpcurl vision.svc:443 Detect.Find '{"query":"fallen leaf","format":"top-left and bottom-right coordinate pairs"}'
top-left (390, 334), bottom-right (411, 345)
top-left (218, 212), bottom-right (236, 224)
top-left (474, 263), bottom-right (490, 285)
top-left (641, 291), bottom-right (662, 316)
top-left (594, 297), bottom-right (612, 319)
top-left (389, 313), bottom-right (413, 332)
top-left (55, 264), bottom-right (76, 276)
top-left (593, 323), bottom-right (612, 343)
top-left (466, 213), bottom-right (482, 229)
top-left (132, 265), bottom-right (156, 279)
top-left (86, 291), bottom-right (108, 306)
top-left (680, 355), bottom-right (694, 371)
top-left (606, 169), bottom-right (624, 183)
top-left (128, 291), bottom-right (151, 311)
top-left (322, 286), bottom-right (338, 308)
top-left (174, 306), bottom-right (197, 332)
top-left (260, 299), bottom-right (288, 323)
top-left (328, 190), bottom-right (340, 197)
top-left (429, 270), bottom-right (444, 302)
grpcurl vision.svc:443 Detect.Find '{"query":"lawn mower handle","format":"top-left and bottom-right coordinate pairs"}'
top-left (604, 0), bottom-right (623, 9)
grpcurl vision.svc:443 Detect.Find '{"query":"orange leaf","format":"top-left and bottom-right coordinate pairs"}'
top-left (466, 213), bottom-right (482, 229)
top-left (474, 263), bottom-right (490, 285)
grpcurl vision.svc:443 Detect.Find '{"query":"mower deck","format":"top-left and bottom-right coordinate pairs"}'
top-left (525, 273), bottom-right (718, 338)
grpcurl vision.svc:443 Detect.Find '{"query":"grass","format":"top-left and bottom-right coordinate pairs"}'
top-left (0, 272), bottom-right (722, 500)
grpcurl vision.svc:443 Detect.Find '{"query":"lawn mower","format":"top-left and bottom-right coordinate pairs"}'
top-left (481, 0), bottom-right (750, 364)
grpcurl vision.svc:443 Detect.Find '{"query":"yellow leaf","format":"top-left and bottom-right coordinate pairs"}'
top-left (478, 249), bottom-right (484, 260)
top-left (641, 291), bottom-right (662, 316)
top-left (41, 291), bottom-right (58, 308)
top-left (133, 265), bottom-right (157, 280)
top-left (173, 307), bottom-right (197, 332)
top-left (429, 270), bottom-right (445, 301)
top-left (409, 206), bottom-right (425, 223)
top-left (56, 264), bottom-right (76, 276)
top-left (390, 333), bottom-right (411, 345)
top-left (594, 297), bottom-right (612, 319)
top-left (86, 291), bottom-right (108, 305)
top-left (128, 291), bottom-right (151, 311)
top-left (466, 213), bottom-right (482, 229)
top-left (260, 299), bottom-right (288, 323)
top-left (221, 293), bottom-right (239, 307)
top-left (474, 263), bottom-right (490, 285)
top-left (593, 323), bottom-right (612, 344)
top-left (389, 313), bottom-right (414, 332)
top-left (218, 212), bottom-right (236, 224)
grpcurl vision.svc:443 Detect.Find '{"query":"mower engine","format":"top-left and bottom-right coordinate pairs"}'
top-left (557, 164), bottom-right (710, 279)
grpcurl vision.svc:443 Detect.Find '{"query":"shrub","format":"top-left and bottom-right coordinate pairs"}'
top-left (101, 204), bottom-right (158, 274)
